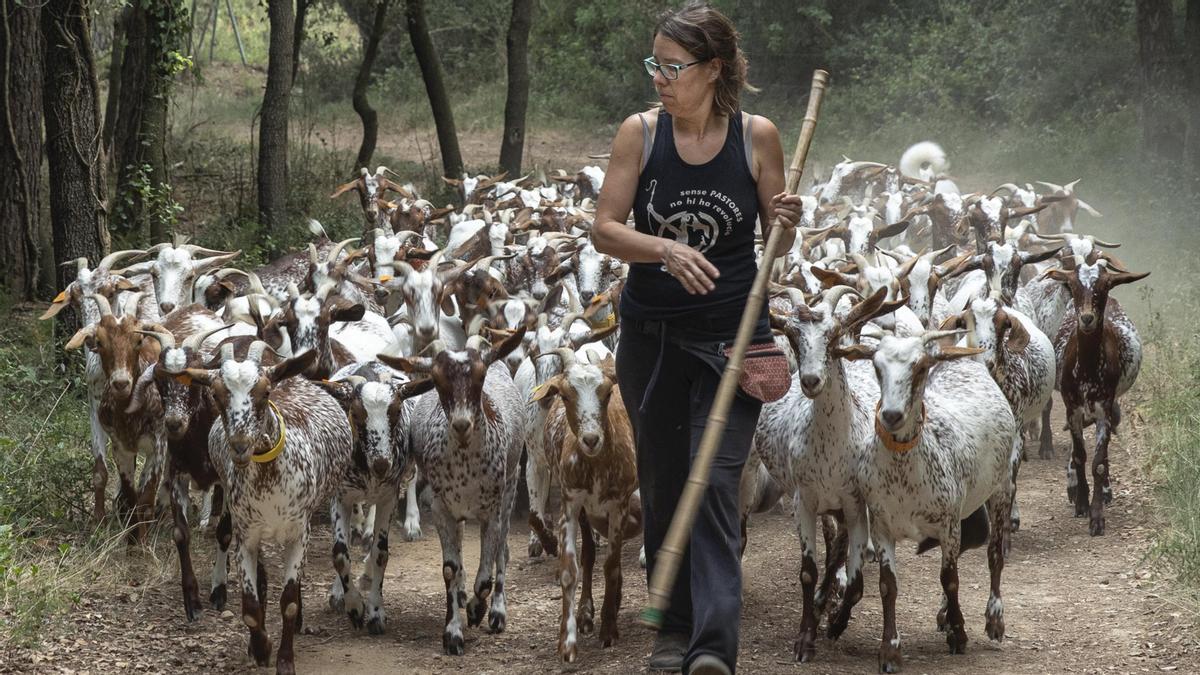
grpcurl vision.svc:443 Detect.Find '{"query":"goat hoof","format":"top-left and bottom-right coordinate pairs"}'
top-left (986, 616), bottom-right (1005, 642)
top-left (347, 607), bottom-right (364, 630)
top-left (442, 631), bottom-right (465, 656)
top-left (275, 658), bottom-right (296, 675)
top-left (466, 596), bottom-right (487, 627)
top-left (210, 585), bottom-right (227, 611)
top-left (1074, 502), bottom-right (1088, 518)
top-left (828, 610), bottom-right (851, 640)
top-left (367, 616), bottom-right (386, 635)
top-left (1089, 517), bottom-right (1106, 537)
top-left (577, 613), bottom-right (594, 636)
top-left (404, 523), bottom-right (422, 541)
top-left (794, 635), bottom-right (817, 662)
top-left (560, 642), bottom-right (577, 663)
top-left (878, 645), bottom-right (902, 673)
top-left (488, 610), bottom-right (506, 634)
top-left (328, 593), bottom-right (344, 614)
top-left (527, 538), bottom-right (544, 558)
top-left (946, 626), bottom-right (968, 654)
top-left (1066, 485), bottom-right (1077, 504)
top-left (248, 633), bottom-right (272, 666)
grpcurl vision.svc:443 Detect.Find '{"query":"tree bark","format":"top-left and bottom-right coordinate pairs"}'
top-left (258, 0), bottom-right (295, 254)
top-left (1136, 0), bottom-right (1183, 160)
top-left (112, 0), bottom-right (183, 243)
top-left (353, 0), bottom-right (389, 169)
top-left (0, 0), bottom-right (44, 301)
top-left (404, 0), bottom-right (463, 178)
top-left (101, 5), bottom-right (129, 162)
top-left (1185, 0), bottom-right (1200, 177)
top-left (292, 0), bottom-right (310, 84)
top-left (43, 0), bottom-right (110, 335)
top-left (499, 0), bottom-right (533, 177)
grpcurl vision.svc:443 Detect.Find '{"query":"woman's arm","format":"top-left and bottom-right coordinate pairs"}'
top-left (593, 114), bottom-right (719, 295)
top-left (750, 115), bottom-right (801, 256)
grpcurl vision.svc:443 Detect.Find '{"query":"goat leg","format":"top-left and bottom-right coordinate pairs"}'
top-left (210, 510), bottom-right (232, 610)
top-left (816, 513), bottom-right (848, 616)
top-left (985, 491), bottom-right (1010, 642)
top-left (1038, 398), bottom-right (1055, 460)
top-left (1090, 408), bottom-right (1112, 537)
top-left (169, 470), bottom-right (202, 622)
top-left (877, 538), bottom-right (902, 674)
top-left (363, 495), bottom-right (396, 635)
top-left (558, 506), bottom-right (581, 663)
top-left (239, 547), bottom-right (271, 667)
top-left (275, 534), bottom-right (306, 675)
top-left (576, 511), bottom-right (597, 637)
top-left (939, 538), bottom-right (967, 654)
top-left (1067, 409), bottom-right (1090, 518)
top-left (599, 504), bottom-right (625, 648)
top-left (793, 502), bottom-right (819, 663)
top-left (827, 510), bottom-right (868, 640)
top-left (330, 498), bottom-right (364, 628)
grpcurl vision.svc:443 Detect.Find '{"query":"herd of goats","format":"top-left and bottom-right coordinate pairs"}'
top-left (41, 140), bottom-right (1146, 673)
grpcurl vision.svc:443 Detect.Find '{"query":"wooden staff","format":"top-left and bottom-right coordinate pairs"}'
top-left (639, 69), bottom-right (830, 630)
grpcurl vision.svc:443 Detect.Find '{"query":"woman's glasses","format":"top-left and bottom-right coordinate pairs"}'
top-left (643, 56), bottom-right (707, 81)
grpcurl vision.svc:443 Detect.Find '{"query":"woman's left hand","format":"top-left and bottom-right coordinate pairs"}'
top-left (770, 193), bottom-right (804, 230)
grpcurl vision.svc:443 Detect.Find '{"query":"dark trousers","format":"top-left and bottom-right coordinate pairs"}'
top-left (616, 326), bottom-right (761, 673)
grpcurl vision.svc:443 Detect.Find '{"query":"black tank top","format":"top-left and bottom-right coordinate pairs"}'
top-left (622, 109), bottom-right (764, 336)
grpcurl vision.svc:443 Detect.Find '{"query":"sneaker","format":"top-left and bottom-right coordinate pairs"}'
top-left (648, 631), bottom-right (689, 672)
top-left (689, 654), bottom-right (732, 675)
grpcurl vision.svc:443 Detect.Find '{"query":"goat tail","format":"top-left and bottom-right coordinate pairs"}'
top-left (900, 141), bottom-right (949, 180)
top-left (307, 218), bottom-right (329, 241)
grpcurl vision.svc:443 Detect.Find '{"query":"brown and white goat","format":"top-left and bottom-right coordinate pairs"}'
top-left (532, 348), bottom-right (640, 663)
top-left (379, 328), bottom-right (527, 655)
top-left (1043, 257), bottom-right (1148, 536)
top-left (182, 343), bottom-right (351, 674)
top-left (1033, 180), bottom-right (1103, 234)
top-left (330, 166), bottom-right (412, 226)
top-left (65, 294), bottom-right (167, 542)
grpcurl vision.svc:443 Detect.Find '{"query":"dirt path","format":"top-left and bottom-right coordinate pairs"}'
top-left (4, 396), bottom-right (1197, 675)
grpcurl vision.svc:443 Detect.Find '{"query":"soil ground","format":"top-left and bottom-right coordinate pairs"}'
top-left (3, 394), bottom-right (1198, 675)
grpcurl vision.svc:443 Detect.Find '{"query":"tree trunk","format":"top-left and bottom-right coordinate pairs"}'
top-left (292, 0), bottom-right (310, 84)
top-left (101, 5), bottom-right (129, 162)
top-left (353, 0), bottom-right (389, 169)
top-left (1185, 0), bottom-right (1200, 177)
top-left (112, 0), bottom-right (183, 243)
top-left (499, 0), bottom-right (533, 177)
top-left (43, 0), bottom-right (110, 335)
top-left (404, 0), bottom-right (463, 178)
top-left (258, 0), bottom-right (295, 254)
top-left (0, 0), bottom-right (44, 301)
top-left (1136, 0), bottom-right (1183, 160)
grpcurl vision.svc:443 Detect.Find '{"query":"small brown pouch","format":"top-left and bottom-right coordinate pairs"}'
top-left (725, 342), bottom-right (792, 403)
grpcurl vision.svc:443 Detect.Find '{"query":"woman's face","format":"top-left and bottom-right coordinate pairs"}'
top-left (651, 35), bottom-right (719, 117)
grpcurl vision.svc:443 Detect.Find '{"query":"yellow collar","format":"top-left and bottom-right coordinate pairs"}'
top-left (252, 400), bottom-right (286, 463)
top-left (874, 401), bottom-right (923, 454)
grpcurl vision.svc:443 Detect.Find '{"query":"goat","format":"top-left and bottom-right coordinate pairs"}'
top-left (116, 241), bottom-right (241, 316)
top-left (840, 329), bottom-right (1015, 672)
top-left (43, 251), bottom-right (147, 524)
top-left (330, 166), bottom-right (413, 226)
top-left (760, 286), bottom-right (903, 662)
top-left (1043, 257), bottom-right (1148, 536)
top-left (65, 294), bottom-right (168, 542)
top-left (378, 328), bottom-right (527, 655)
top-left (940, 297), bottom-right (1056, 534)
top-left (532, 348), bottom-right (640, 662)
top-left (182, 342), bottom-right (351, 673)
top-left (1033, 179), bottom-right (1102, 234)
top-left (131, 313), bottom-right (246, 621)
top-left (316, 364), bottom-right (435, 634)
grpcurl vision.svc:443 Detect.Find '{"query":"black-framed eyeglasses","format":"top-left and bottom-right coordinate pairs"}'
top-left (643, 56), bottom-right (707, 81)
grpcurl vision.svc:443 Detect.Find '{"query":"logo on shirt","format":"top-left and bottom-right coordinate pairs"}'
top-left (646, 179), bottom-right (743, 254)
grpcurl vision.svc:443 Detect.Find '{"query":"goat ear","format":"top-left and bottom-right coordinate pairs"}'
top-left (438, 284), bottom-right (458, 316)
top-left (1019, 246), bottom-right (1062, 267)
top-left (182, 367), bottom-right (214, 387)
top-left (377, 353), bottom-right (433, 374)
top-left (842, 287), bottom-right (889, 330)
top-left (396, 377), bottom-right (435, 401)
top-left (313, 379), bottom-right (354, 405)
top-left (538, 283), bottom-right (565, 315)
top-left (328, 301), bottom-right (366, 323)
top-left (529, 375), bottom-right (562, 403)
top-left (873, 219), bottom-right (910, 241)
top-left (1002, 314), bottom-right (1030, 354)
top-left (329, 179), bottom-right (362, 199)
top-left (1106, 270), bottom-right (1150, 288)
top-left (944, 254), bottom-right (984, 280)
top-left (573, 322), bottom-right (619, 349)
top-left (1040, 268), bottom-right (1071, 285)
top-left (125, 367), bottom-right (162, 416)
top-left (41, 296), bottom-right (70, 320)
top-left (831, 343), bottom-right (876, 361)
top-left (810, 266), bottom-right (854, 290)
top-left (65, 325), bottom-right (97, 351)
top-left (934, 345), bottom-right (986, 362)
top-left (269, 350), bottom-right (318, 384)
top-left (488, 325), bottom-right (528, 365)
top-left (114, 278), bottom-right (140, 292)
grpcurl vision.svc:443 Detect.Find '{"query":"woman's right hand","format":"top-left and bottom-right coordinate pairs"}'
top-left (661, 240), bottom-right (720, 295)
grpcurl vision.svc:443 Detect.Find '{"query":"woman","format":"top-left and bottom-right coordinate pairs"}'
top-left (591, 3), bottom-right (802, 674)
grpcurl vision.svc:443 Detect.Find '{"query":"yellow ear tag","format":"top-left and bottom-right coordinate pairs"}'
top-left (175, 373), bottom-right (193, 386)
top-left (52, 290), bottom-right (68, 303)
top-left (379, 274), bottom-right (393, 283)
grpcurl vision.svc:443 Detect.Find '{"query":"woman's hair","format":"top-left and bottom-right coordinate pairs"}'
top-left (654, 1), bottom-right (757, 117)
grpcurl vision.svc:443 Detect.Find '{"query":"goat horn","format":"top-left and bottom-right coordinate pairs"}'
top-left (135, 329), bottom-right (176, 350)
top-left (1076, 199), bottom-right (1103, 218)
top-left (180, 244), bottom-right (236, 257)
top-left (246, 340), bottom-right (270, 365)
top-left (308, 243), bottom-right (320, 266)
top-left (327, 237), bottom-right (361, 264)
top-left (555, 347), bottom-right (577, 369)
top-left (87, 293), bottom-right (114, 317)
top-left (421, 339), bottom-right (447, 359)
top-left (247, 272), bottom-right (269, 297)
top-left (1035, 180), bottom-right (1065, 193)
top-left (314, 280), bottom-right (337, 302)
top-left (1090, 236), bottom-right (1120, 248)
top-left (821, 285), bottom-right (862, 310)
top-left (181, 323), bottom-right (235, 354)
top-left (97, 249), bottom-right (147, 273)
top-left (220, 342), bottom-right (235, 363)
top-left (1064, 179), bottom-right (1081, 193)
top-left (61, 257), bottom-right (90, 273)
top-left (922, 329), bottom-right (965, 345)
top-left (1031, 232), bottom-right (1072, 242)
top-left (991, 183), bottom-right (1022, 195)
top-left (213, 267), bottom-right (248, 280)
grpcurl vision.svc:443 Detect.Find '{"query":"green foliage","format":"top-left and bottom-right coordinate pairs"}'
top-left (113, 162), bottom-right (185, 245)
